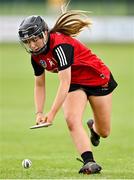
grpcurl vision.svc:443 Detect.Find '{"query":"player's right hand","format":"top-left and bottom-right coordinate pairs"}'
top-left (36, 112), bottom-right (45, 125)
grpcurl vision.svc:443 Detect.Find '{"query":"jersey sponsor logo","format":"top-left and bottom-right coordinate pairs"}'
top-left (55, 46), bottom-right (68, 67)
top-left (39, 60), bottom-right (47, 68)
top-left (47, 58), bottom-right (56, 67)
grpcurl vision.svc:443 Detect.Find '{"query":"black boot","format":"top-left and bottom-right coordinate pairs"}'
top-left (78, 159), bottom-right (102, 174)
top-left (87, 119), bottom-right (100, 146)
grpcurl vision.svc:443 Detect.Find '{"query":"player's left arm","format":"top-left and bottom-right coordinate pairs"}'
top-left (42, 67), bottom-right (71, 124)
top-left (51, 67), bottom-right (71, 113)
top-left (42, 44), bottom-right (74, 123)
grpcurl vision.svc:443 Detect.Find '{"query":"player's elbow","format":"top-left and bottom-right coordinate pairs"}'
top-left (35, 80), bottom-right (45, 87)
top-left (35, 75), bottom-right (45, 87)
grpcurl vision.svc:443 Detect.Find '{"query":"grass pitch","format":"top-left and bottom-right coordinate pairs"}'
top-left (0, 43), bottom-right (134, 179)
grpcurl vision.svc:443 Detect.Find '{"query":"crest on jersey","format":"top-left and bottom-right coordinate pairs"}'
top-left (39, 60), bottom-right (47, 68)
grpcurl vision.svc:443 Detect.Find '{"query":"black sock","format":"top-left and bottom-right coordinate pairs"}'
top-left (81, 151), bottom-right (95, 164)
top-left (91, 128), bottom-right (100, 139)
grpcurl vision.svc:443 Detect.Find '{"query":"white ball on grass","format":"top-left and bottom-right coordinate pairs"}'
top-left (22, 159), bottom-right (32, 169)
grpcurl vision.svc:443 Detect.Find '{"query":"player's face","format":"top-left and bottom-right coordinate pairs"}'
top-left (25, 37), bottom-right (44, 52)
top-left (22, 31), bottom-right (48, 53)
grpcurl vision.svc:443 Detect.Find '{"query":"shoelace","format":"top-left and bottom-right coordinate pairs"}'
top-left (76, 158), bottom-right (84, 164)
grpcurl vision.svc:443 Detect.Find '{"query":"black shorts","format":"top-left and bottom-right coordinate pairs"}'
top-left (69, 73), bottom-right (118, 96)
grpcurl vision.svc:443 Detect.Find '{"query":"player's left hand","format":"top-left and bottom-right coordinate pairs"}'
top-left (42, 111), bottom-right (55, 124)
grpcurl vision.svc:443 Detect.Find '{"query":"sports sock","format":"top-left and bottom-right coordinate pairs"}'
top-left (91, 127), bottom-right (100, 139)
top-left (81, 151), bottom-right (95, 164)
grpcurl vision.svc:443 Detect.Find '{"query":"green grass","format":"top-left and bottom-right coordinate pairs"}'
top-left (0, 43), bottom-right (134, 179)
top-left (0, 2), bottom-right (131, 16)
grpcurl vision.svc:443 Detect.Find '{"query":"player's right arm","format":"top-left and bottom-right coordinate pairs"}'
top-left (34, 72), bottom-right (46, 124)
top-left (31, 57), bottom-right (45, 124)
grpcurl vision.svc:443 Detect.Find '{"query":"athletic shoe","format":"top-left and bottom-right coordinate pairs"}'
top-left (87, 119), bottom-right (100, 146)
top-left (79, 161), bottom-right (102, 174)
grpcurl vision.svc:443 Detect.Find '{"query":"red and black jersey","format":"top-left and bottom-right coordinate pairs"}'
top-left (31, 32), bottom-right (110, 86)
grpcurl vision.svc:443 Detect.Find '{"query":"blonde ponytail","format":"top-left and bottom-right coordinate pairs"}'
top-left (50, 10), bottom-right (92, 37)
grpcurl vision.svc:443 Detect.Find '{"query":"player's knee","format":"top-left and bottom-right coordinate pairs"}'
top-left (99, 128), bottom-right (110, 138)
top-left (66, 119), bottom-right (76, 131)
top-left (65, 114), bottom-right (80, 131)
top-left (67, 123), bottom-right (75, 131)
